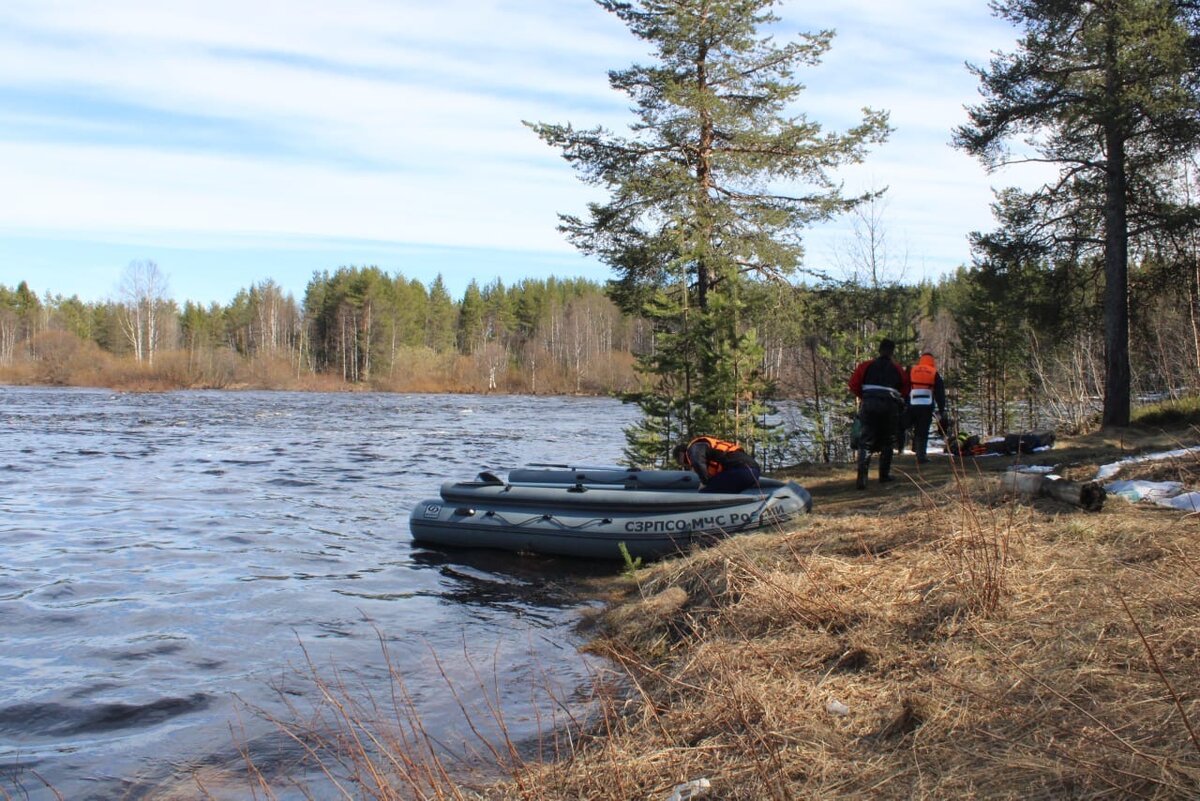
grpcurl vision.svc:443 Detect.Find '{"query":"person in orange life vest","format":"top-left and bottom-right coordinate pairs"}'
top-left (673, 436), bottom-right (761, 494)
top-left (849, 337), bottom-right (910, 489)
top-left (906, 352), bottom-right (948, 464)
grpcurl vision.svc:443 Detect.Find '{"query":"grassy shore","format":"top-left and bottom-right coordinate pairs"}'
top-left (197, 416), bottom-right (1200, 800)
top-left (465, 422), bottom-right (1200, 800)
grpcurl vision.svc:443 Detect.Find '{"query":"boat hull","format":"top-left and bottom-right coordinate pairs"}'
top-left (409, 472), bottom-right (812, 560)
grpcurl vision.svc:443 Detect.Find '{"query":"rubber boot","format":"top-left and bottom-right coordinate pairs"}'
top-left (914, 424), bottom-right (930, 463)
top-left (878, 449), bottom-right (894, 483)
top-left (855, 450), bottom-right (870, 490)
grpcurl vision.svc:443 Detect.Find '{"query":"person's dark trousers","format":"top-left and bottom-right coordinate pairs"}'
top-left (909, 404), bottom-right (934, 462)
top-left (857, 396), bottom-right (899, 485)
top-left (700, 464), bottom-right (760, 494)
top-left (896, 406), bottom-right (911, 452)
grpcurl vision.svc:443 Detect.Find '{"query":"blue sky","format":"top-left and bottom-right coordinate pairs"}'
top-left (0, 0), bottom-right (1042, 306)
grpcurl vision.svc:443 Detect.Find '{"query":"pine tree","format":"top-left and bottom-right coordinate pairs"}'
top-left (955, 0), bottom-right (1200, 427)
top-left (529, 0), bottom-right (889, 464)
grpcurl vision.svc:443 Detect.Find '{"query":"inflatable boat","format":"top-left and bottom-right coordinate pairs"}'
top-left (408, 466), bottom-right (813, 561)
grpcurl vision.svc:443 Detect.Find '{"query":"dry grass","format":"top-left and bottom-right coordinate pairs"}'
top-left (490, 495), bottom-right (1199, 799)
top-left (475, 433), bottom-right (1200, 800)
top-left (214, 629), bottom-right (616, 801)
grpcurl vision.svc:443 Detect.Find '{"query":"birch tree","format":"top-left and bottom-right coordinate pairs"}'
top-left (118, 260), bottom-right (171, 366)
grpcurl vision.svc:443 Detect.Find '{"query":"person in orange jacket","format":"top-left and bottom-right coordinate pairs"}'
top-left (673, 436), bottom-right (761, 494)
top-left (849, 338), bottom-right (909, 489)
top-left (906, 352), bottom-right (948, 464)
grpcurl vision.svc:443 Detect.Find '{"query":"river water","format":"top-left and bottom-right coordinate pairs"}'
top-left (0, 387), bottom-right (640, 800)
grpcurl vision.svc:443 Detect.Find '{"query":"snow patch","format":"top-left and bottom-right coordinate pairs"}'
top-left (1096, 445), bottom-right (1200, 512)
top-left (1094, 445), bottom-right (1200, 481)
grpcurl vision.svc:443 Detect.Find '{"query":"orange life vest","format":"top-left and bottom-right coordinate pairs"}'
top-left (687, 436), bottom-right (747, 478)
top-left (910, 356), bottom-right (937, 388)
top-left (909, 355), bottom-right (938, 406)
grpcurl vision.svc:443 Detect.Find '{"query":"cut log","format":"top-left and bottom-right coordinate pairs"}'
top-left (1043, 478), bottom-right (1106, 511)
top-left (1000, 472), bottom-right (1106, 512)
top-left (1000, 471), bottom-right (1047, 498)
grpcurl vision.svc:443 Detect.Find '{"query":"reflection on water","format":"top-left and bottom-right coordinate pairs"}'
top-left (0, 387), bottom-right (638, 799)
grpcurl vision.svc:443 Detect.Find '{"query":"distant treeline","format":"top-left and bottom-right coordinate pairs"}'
top-left (0, 264), bottom-right (646, 395)
top-left (2, 255), bottom-right (1198, 439)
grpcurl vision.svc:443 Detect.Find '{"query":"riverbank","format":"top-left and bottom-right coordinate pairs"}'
top-left (0, 339), bottom-right (639, 396)
top-left (476, 424), bottom-right (1200, 799)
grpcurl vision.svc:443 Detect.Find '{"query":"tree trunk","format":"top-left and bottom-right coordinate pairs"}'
top-left (362, 301), bottom-right (372, 382)
top-left (146, 300), bottom-right (157, 367)
top-left (1190, 254), bottom-right (1200, 380)
top-left (1101, 32), bottom-right (1131, 428)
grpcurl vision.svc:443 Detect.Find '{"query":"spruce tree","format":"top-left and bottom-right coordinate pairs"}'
top-left (529, 0), bottom-right (889, 465)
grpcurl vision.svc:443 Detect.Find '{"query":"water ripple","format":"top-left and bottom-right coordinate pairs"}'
top-left (0, 694), bottom-right (211, 737)
top-left (0, 387), bottom-right (636, 799)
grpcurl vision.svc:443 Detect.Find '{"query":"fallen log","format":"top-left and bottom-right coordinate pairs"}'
top-left (1000, 472), bottom-right (1106, 512)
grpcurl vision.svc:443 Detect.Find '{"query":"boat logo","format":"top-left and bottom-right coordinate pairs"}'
top-left (423, 504), bottom-right (442, 519)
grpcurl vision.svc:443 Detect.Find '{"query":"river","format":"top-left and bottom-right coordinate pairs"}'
top-left (0, 387), bottom-right (641, 799)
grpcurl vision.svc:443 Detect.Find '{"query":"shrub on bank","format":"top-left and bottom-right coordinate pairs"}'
top-left (28, 330), bottom-right (111, 386)
top-left (1133, 396), bottom-right (1200, 428)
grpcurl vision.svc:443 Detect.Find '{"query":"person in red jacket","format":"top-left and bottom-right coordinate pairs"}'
top-left (906, 352), bottom-right (949, 464)
top-left (849, 338), bottom-right (910, 489)
top-left (673, 436), bottom-right (761, 494)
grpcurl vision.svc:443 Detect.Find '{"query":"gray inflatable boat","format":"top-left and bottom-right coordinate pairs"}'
top-left (409, 466), bottom-right (812, 561)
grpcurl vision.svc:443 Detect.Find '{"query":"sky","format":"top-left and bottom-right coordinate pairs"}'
top-left (0, 0), bottom-right (1044, 307)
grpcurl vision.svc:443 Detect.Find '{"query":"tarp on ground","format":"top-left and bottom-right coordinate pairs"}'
top-left (1098, 448), bottom-right (1200, 512)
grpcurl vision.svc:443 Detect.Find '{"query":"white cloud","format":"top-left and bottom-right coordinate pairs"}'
top-left (0, 0), bottom-right (1045, 299)
top-left (0, 139), bottom-right (597, 251)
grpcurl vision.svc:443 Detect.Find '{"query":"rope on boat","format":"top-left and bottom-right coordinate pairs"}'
top-left (483, 509), bottom-right (615, 530)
